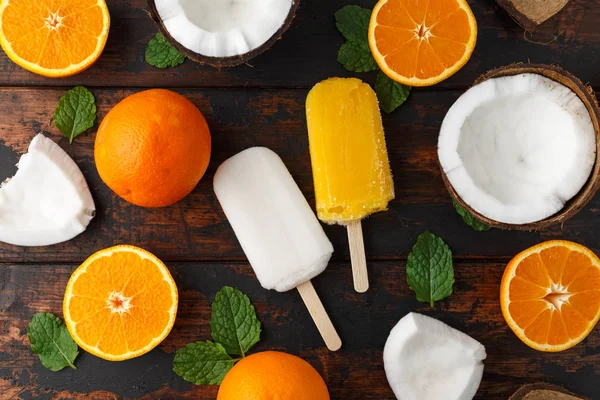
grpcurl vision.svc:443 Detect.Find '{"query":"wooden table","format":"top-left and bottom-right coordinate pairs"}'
top-left (1, 1), bottom-right (599, 399)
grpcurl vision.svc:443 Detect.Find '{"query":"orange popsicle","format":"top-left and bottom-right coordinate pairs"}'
top-left (306, 77), bottom-right (395, 292)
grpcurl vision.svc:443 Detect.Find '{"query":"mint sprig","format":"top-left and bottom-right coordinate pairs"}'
top-left (334, 5), bottom-right (410, 113)
top-left (406, 232), bottom-right (455, 307)
top-left (453, 200), bottom-right (492, 232)
top-left (210, 286), bottom-right (261, 357)
top-left (28, 313), bottom-right (79, 371)
top-left (335, 4), bottom-right (372, 43)
top-left (173, 341), bottom-right (237, 385)
top-left (335, 6), bottom-right (377, 72)
top-left (375, 71), bottom-right (411, 113)
top-left (54, 86), bottom-right (96, 144)
top-left (146, 33), bottom-right (186, 68)
top-left (173, 286), bottom-right (262, 385)
top-left (338, 41), bottom-right (378, 72)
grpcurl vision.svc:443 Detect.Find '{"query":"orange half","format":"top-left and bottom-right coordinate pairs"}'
top-left (501, 241), bottom-right (600, 352)
top-left (368, 0), bottom-right (477, 86)
top-left (0, 0), bottom-right (110, 77)
top-left (64, 245), bottom-right (178, 361)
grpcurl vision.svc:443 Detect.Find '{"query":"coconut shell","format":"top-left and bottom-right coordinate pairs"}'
top-left (496, 0), bottom-right (570, 31)
top-left (146, 0), bottom-right (300, 68)
top-left (440, 63), bottom-right (600, 231)
top-left (509, 383), bottom-right (588, 400)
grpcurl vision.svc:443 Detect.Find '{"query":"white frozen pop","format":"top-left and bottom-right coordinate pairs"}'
top-left (213, 147), bottom-right (341, 351)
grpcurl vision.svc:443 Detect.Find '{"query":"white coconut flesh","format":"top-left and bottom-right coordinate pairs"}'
top-left (155, 0), bottom-right (293, 58)
top-left (383, 313), bottom-right (486, 400)
top-left (0, 134), bottom-right (95, 247)
top-left (438, 73), bottom-right (596, 224)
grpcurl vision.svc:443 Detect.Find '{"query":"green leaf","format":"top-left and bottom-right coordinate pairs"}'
top-left (173, 287), bottom-right (263, 387)
top-left (53, 86), bottom-right (96, 144)
top-left (210, 286), bottom-right (261, 357)
top-left (337, 41), bottom-right (378, 72)
top-left (145, 33), bottom-right (186, 68)
top-left (173, 341), bottom-right (237, 385)
top-left (375, 71), bottom-right (411, 113)
top-left (27, 313), bottom-right (78, 371)
top-left (453, 200), bottom-right (492, 232)
top-left (335, 5), bottom-right (372, 43)
top-left (406, 232), bottom-right (455, 307)
top-left (334, 5), bottom-right (378, 72)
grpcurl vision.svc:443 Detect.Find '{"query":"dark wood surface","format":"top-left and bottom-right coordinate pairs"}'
top-left (0, 0), bottom-right (599, 399)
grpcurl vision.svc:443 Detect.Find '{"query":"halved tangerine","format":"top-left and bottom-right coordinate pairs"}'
top-left (500, 240), bottom-right (600, 352)
top-left (0, 0), bottom-right (110, 77)
top-left (368, 0), bottom-right (477, 86)
top-left (63, 245), bottom-right (178, 361)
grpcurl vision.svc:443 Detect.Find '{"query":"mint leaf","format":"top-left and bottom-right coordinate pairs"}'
top-left (54, 86), bottom-right (96, 144)
top-left (338, 41), bottom-right (378, 72)
top-left (27, 313), bottom-right (78, 371)
top-left (173, 287), bottom-right (263, 386)
top-left (334, 7), bottom-right (410, 113)
top-left (173, 341), bottom-right (236, 385)
top-left (335, 5), bottom-right (372, 43)
top-left (210, 286), bottom-right (261, 357)
top-left (375, 71), bottom-right (411, 113)
top-left (406, 232), bottom-right (455, 307)
top-left (453, 200), bottom-right (491, 232)
top-left (335, 5), bottom-right (378, 72)
top-left (145, 33), bottom-right (186, 68)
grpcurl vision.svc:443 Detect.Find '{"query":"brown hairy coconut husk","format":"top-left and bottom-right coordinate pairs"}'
top-left (147, 0), bottom-right (300, 68)
top-left (441, 63), bottom-right (600, 231)
top-left (496, 0), bottom-right (570, 31)
top-left (509, 383), bottom-right (588, 400)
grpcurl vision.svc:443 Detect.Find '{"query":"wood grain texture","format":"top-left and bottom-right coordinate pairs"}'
top-left (1, 88), bottom-right (600, 263)
top-left (1, 0), bottom-right (600, 398)
top-left (1, 261), bottom-right (599, 400)
top-left (0, 0), bottom-right (599, 89)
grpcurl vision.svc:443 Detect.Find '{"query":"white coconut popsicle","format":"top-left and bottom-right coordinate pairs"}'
top-left (213, 147), bottom-right (341, 351)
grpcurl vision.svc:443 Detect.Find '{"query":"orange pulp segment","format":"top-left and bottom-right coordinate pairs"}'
top-left (368, 0), bottom-right (477, 86)
top-left (0, 0), bottom-right (110, 77)
top-left (63, 245), bottom-right (178, 361)
top-left (500, 240), bottom-right (600, 352)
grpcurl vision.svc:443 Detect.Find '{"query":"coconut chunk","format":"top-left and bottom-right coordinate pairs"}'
top-left (438, 73), bottom-right (596, 224)
top-left (0, 134), bottom-right (95, 246)
top-left (383, 313), bottom-right (486, 400)
top-left (154, 0), bottom-right (293, 58)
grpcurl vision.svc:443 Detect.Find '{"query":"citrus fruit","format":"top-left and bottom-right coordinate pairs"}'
top-left (368, 0), bottom-right (477, 86)
top-left (500, 240), bottom-right (600, 352)
top-left (95, 89), bottom-right (211, 208)
top-left (63, 245), bottom-right (178, 361)
top-left (217, 351), bottom-right (330, 400)
top-left (0, 0), bottom-right (110, 78)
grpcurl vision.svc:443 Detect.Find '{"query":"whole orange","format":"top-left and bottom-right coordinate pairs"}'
top-left (95, 89), bottom-right (211, 207)
top-left (217, 351), bottom-right (330, 400)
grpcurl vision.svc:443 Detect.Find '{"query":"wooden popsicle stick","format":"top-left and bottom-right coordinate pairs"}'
top-left (347, 220), bottom-right (369, 293)
top-left (296, 280), bottom-right (342, 351)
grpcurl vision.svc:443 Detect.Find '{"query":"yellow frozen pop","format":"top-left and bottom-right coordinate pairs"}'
top-left (306, 77), bottom-right (395, 292)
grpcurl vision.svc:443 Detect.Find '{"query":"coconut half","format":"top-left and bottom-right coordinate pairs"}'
top-left (148, 0), bottom-right (299, 67)
top-left (438, 64), bottom-right (600, 228)
top-left (383, 313), bottom-right (486, 400)
top-left (0, 134), bottom-right (95, 246)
